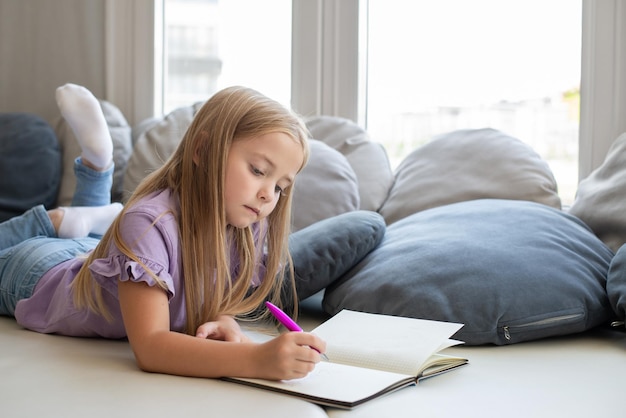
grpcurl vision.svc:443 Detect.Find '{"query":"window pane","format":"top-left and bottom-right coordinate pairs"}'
top-left (365, 0), bottom-right (581, 205)
top-left (162, 0), bottom-right (292, 114)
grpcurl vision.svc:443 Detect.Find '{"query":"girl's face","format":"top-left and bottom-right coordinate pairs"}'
top-left (224, 132), bottom-right (304, 228)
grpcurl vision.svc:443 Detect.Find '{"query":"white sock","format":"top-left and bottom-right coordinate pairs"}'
top-left (56, 83), bottom-right (113, 170)
top-left (57, 203), bottom-right (123, 238)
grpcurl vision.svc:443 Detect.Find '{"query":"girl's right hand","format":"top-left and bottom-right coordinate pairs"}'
top-left (253, 332), bottom-right (327, 381)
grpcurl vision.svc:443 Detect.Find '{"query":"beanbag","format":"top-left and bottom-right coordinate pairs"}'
top-left (306, 115), bottom-right (394, 213)
top-left (607, 244), bottom-right (626, 322)
top-left (291, 140), bottom-right (360, 231)
top-left (570, 132), bottom-right (626, 252)
top-left (124, 104), bottom-right (361, 231)
top-left (379, 128), bottom-right (561, 224)
top-left (324, 199), bottom-right (614, 345)
top-left (0, 113), bottom-right (61, 221)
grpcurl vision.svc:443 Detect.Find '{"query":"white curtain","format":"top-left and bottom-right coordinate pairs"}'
top-left (0, 0), bottom-right (106, 125)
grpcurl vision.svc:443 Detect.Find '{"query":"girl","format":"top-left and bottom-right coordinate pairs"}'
top-left (0, 84), bottom-right (385, 381)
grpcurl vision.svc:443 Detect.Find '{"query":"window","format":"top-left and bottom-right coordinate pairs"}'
top-left (161, 0), bottom-right (292, 115)
top-left (365, 0), bottom-right (582, 205)
top-left (145, 0), bottom-right (624, 206)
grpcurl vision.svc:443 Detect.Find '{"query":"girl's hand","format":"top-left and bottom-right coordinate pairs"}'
top-left (253, 332), bottom-right (327, 381)
top-left (195, 315), bottom-right (251, 342)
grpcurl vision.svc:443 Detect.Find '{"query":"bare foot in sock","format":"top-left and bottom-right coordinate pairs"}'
top-left (56, 83), bottom-right (113, 171)
top-left (57, 203), bottom-right (123, 238)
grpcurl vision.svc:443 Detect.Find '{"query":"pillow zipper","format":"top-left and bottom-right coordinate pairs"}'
top-left (503, 313), bottom-right (583, 341)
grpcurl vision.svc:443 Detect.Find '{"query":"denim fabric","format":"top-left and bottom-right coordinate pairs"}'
top-left (0, 158), bottom-right (112, 315)
top-left (0, 236), bottom-right (98, 316)
top-left (71, 157), bottom-right (114, 206)
top-left (0, 205), bottom-right (56, 251)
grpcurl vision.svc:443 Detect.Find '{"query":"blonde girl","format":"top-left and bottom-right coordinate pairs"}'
top-left (0, 83), bottom-right (385, 381)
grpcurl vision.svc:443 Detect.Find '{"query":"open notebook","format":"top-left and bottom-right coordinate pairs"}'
top-left (225, 310), bottom-right (468, 409)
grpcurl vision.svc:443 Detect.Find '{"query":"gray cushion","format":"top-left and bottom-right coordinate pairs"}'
top-left (570, 132), bottom-right (626, 252)
top-left (323, 199), bottom-right (614, 345)
top-left (305, 116), bottom-right (394, 212)
top-left (282, 210), bottom-right (386, 314)
top-left (379, 128), bottom-right (562, 224)
top-left (0, 113), bottom-right (61, 221)
top-left (123, 104), bottom-right (361, 231)
top-left (123, 102), bottom-right (203, 201)
top-left (291, 139), bottom-right (360, 231)
top-left (607, 243), bottom-right (626, 321)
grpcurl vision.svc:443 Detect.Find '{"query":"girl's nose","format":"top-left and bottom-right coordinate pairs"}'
top-left (258, 184), bottom-right (274, 202)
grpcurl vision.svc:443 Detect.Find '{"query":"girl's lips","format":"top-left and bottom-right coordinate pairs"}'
top-left (245, 206), bottom-right (260, 215)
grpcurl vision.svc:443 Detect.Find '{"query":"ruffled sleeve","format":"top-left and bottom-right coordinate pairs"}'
top-left (89, 254), bottom-right (175, 300)
top-left (88, 190), bottom-right (182, 302)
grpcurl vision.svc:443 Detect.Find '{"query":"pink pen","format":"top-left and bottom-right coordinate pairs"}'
top-left (265, 301), bottom-right (328, 360)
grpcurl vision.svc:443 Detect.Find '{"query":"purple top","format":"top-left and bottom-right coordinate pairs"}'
top-left (14, 189), bottom-right (266, 338)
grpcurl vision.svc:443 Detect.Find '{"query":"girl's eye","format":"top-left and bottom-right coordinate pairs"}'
top-left (275, 185), bottom-right (287, 197)
top-left (251, 166), bottom-right (264, 176)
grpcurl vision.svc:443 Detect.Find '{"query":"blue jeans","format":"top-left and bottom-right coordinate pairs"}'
top-left (0, 158), bottom-right (112, 316)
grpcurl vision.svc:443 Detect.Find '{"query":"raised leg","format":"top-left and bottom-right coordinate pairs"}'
top-left (54, 83), bottom-right (122, 238)
top-left (55, 83), bottom-right (113, 171)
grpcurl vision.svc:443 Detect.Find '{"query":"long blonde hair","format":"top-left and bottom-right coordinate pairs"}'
top-left (72, 86), bottom-right (310, 334)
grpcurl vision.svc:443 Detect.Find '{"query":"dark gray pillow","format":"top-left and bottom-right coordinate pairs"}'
top-left (323, 199), bottom-right (614, 345)
top-left (281, 210), bottom-right (386, 315)
top-left (0, 113), bottom-right (61, 221)
top-left (607, 243), bottom-right (626, 322)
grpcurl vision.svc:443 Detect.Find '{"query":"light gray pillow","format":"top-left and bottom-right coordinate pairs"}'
top-left (123, 104), bottom-right (360, 231)
top-left (291, 139), bottom-right (360, 231)
top-left (55, 100), bottom-right (132, 205)
top-left (323, 199), bottom-right (614, 345)
top-left (305, 116), bottom-right (394, 212)
top-left (569, 132), bottom-right (626, 252)
top-left (123, 102), bottom-right (203, 201)
top-left (379, 128), bottom-right (562, 224)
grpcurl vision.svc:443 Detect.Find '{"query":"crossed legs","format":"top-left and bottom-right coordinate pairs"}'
top-left (51, 84), bottom-right (122, 238)
top-left (0, 83), bottom-right (122, 251)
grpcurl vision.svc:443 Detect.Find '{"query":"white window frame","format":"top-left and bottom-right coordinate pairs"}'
top-left (103, 0), bottom-right (159, 126)
top-left (106, 0), bottom-right (626, 181)
top-left (579, 0), bottom-right (626, 178)
top-left (291, 0), bottom-right (361, 121)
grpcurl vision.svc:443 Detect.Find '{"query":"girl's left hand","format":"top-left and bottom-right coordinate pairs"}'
top-left (195, 315), bottom-right (251, 342)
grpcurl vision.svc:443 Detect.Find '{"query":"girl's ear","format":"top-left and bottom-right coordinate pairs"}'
top-left (193, 144), bottom-right (201, 166)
